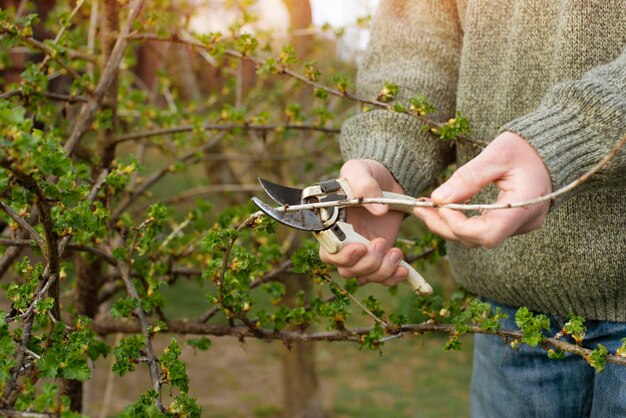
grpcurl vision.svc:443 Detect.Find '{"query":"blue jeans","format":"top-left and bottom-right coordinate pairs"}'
top-left (471, 299), bottom-right (626, 418)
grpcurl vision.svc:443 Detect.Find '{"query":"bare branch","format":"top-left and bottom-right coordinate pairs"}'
top-left (89, 319), bottom-right (626, 367)
top-left (0, 202), bottom-right (45, 250)
top-left (38, 0), bottom-right (87, 70)
top-left (114, 260), bottom-right (165, 413)
top-left (0, 409), bottom-right (58, 418)
top-left (127, 32), bottom-right (487, 149)
top-left (111, 133), bottom-right (225, 220)
top-left (0, 90), bottom-right (89, 103)
top-left (113, 123), bottom-right (340, 145)
top-left (262, 132), bottom-right (626, 214)
top-left (64, 0), bottom-right (147, 155)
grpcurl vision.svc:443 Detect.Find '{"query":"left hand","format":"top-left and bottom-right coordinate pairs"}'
top-left (413, 131), bottom-right (553, 248)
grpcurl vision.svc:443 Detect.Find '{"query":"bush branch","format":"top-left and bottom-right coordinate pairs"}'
top-left (89, 319), bottom-right (626, 367)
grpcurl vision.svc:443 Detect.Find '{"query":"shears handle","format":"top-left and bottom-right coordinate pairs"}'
top-left (314, 221), bottom-right (433, 296)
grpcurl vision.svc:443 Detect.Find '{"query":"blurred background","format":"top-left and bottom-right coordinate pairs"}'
top-left (0, 0), bottom-right (472, 416)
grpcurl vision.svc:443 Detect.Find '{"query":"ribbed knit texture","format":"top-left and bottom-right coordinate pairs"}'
top-left (340, 0), bottom-right (626, 321)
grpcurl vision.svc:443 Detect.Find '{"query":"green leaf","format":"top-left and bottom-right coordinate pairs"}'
top-left (377, 82), bottom-right (399, 103)
top-left (279, 44), bottom-right (297, 65)
top-left (160, 339), bottom-right (189, 392)
top-left (111, 297), bottom-right (140, 318)
top-left (563, 312), bottom-right (586, 344)
top-left (515, 307), bottom-right (550, 348)
top-left (588, 344), bottom-right (608, 373)
top-left (360, 323), bottom-right (384, 351)
top-left (168, 392), bottom-right (202, 417)
top-left (291, 247), bottom-right (324, 274)
top-left (187, 337), bottom-right (212, 351)
top-left (112, 335), bottom-right (146, 377)
top-left (548, 348), bottom-right (566, 360)
top-left (121, 390), bottom-right (160, 417)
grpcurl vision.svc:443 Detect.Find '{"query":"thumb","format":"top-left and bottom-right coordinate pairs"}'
top-left (431, 151), bottom-right (507, 204)
top-left (340, 160), bottom-right (388, 216)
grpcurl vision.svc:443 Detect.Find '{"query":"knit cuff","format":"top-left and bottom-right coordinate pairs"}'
top-left (340, 110), bottom-right (447, 197)
top-left (502, 81), bottom-right (626, 203)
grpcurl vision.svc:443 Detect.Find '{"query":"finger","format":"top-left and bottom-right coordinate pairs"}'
top-left (381, 265), bottom-right (410, 286)
top-left (355, 248), bottom-right (406, 284)
top-left (431, 149), bottom-right (508, 205)
top-left (319, 243), bottom-right (367, 267)
top-left (336, 238), bottom-right (389, 279)
top-left (413, 207), bottom-right (460, 242)
top-left (340, 162), bottom-right (387, 216)
top-left (438, 207), bottom-right (522, 248)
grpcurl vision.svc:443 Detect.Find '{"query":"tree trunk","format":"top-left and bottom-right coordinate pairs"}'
top-left (277, 1), bottom-right (326, 417)
top-left (278, 273), bottom-right (327, 418)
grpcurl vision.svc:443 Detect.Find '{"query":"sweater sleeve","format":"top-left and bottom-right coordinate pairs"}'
top-left (502, 46), bottom-right (626, 201)
top-left (339, 0), bottom-right (463, 197)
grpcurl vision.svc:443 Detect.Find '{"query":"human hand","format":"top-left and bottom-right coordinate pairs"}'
top-left (414, 131), bottom-right (552, 248)
top-left (318, 159), bottom-right (408, 286)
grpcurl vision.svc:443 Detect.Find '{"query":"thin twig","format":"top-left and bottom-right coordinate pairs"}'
top-left (0, 410), bottom-right (58, 418)
top-left (38, 0), bottom-right (87, 70)
top-left (111, 133), bottom-right (225, 220)
top-left (113, 123), bottom-right (340, 144)
top-left (6, 274), bottom-right (58, 323)
top-left (64, 0), bottom-right (147, 155)
top-left (261, 133), bottom-right (626, 214)
top-left (0, 90), bottom-right (90, 103)
top-left (0, 22), bottom-right (83, 81)
top-left (327, 278), bottom-right (391, 330)
top-left (127, 32), bottom-right (487, 149)
top-left (115, 260), bottom-right (165, 412)
top-left (0, 202), bottom-right (45, 250)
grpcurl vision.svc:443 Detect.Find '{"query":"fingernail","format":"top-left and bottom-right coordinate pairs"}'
top-left (389, 251), bottom-right (402, 265)
top-left (432, 184), bottom-right (452, 202)
top-left (374, 242), bottom-right (386, 256)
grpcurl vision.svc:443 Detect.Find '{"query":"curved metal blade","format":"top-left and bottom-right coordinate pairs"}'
top-left (252, 197), bottom-right (324, 231)
top-left (258, 178), bottom-right (303, 205)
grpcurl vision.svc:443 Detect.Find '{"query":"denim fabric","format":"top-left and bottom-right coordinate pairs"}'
top-left (471, 299), bottom-right (626, 418)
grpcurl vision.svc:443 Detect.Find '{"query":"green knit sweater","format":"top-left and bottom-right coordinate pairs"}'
top-left (340, 0), bottom-right (626, 321)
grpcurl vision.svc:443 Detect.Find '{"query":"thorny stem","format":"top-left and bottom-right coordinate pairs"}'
top-left (0, 409), bottom-right (58, 417)
top-left (110, 133), bottom-right (226, 221)
top-left (114, 260), bottom-right (165, 413)
top-left (89, 320), bottom-right (626, 368)
top-left (326, 277), bottom-right (392, 331)
top-left (113, 123), bottom-right (340, 145)
top-left (63, 0), bottom-right (147, 156)
top-left (257, 132), bottom-right (626, 214)
top-left (0, 22), bottom-right (83, 81)
top-left (0, 201), bottom-right (45, 250)
top-left (127, 32), bottom-right (487, 149)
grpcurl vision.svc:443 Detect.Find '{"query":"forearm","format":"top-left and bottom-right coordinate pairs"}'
top-left (503, 46), bottom-right (626, 202)
top-left (340, 0), bottom-right (462, 197)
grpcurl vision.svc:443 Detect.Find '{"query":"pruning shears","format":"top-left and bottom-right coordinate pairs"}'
top-left (252, 178), bottom-right (432, 296)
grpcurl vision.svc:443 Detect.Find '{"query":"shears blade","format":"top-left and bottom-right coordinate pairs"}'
top-left (251, 197), bottom-right (325, 232)
top-left (258, 178), bottom-right (304, 205)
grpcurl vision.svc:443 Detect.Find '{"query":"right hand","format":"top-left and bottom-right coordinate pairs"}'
top-left (319, 159), bottom-right (408, 286)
